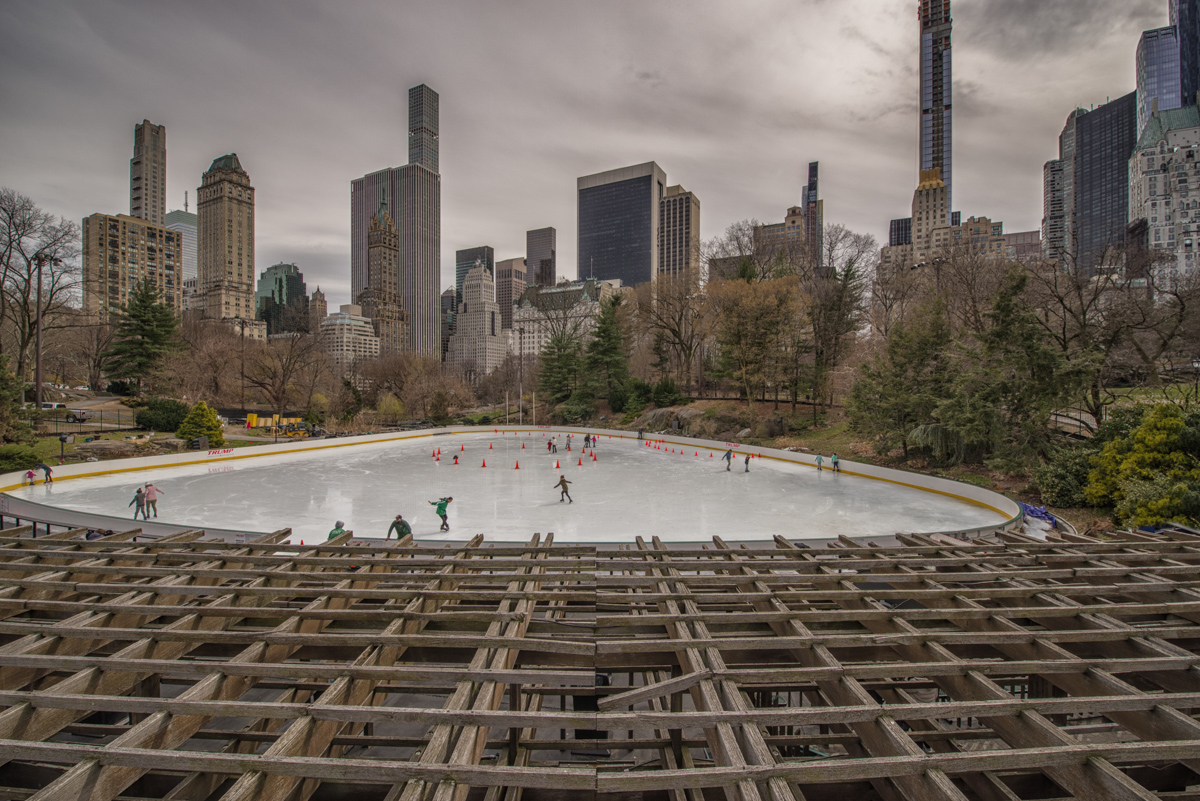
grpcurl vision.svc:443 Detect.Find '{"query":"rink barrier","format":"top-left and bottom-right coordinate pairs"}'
top-left (0, 425), bottom-right (1022, 541)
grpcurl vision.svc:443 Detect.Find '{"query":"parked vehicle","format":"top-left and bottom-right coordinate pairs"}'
top-left (40, 402), bottom-right (67, 410)
top-left (65, 409), bottom-right (93, 423)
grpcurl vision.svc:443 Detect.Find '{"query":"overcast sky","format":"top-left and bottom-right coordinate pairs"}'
top-left (0, 0), bottom-right (1164, 307)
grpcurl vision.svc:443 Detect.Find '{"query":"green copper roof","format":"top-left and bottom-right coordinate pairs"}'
top-left (206, 153), bottom-right (245, 174)
top-left (375, 190), bottom-right (389, 225)
top-left (1136, 106), bottom-right (1200, 151)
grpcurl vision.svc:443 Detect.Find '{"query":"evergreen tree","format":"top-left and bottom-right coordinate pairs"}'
top-left (0, 356), bottom-right (33, 444)
top-left (584, 296), bottom-right (628, 398)
top-left (537, 334), bottom-right (581, 404)
top-left (103, 279), bottom-right (178, 389)
top-left (176, 401), bottom-right (225, 447)
top-left (847, 298), bottom-right (953, 457)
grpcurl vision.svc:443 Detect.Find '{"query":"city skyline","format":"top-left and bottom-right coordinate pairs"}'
top-left (0, 0), bottom-right (1164, 308)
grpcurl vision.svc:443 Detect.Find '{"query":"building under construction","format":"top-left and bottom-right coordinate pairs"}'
top-left (0, 523), bottom-right (1199, 800)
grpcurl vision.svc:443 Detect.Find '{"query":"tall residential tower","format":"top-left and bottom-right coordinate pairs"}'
top-left (1137, 26), bottom-right (1183, 136)
top-left (526, 227), bottom-right (557, 287)
top-left (351, 84), bottom-right (441, 355)
top-left (357, 194), bottom-right (410, 356)
top-left (196, 154), bottom-right (264, 338)
top-left (920, 1), bottom-right (953, 225)
top-left (130, 120), bottom-right (166, 226)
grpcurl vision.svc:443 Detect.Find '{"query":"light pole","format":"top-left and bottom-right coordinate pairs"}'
top-left (32, 253), bottom-right (61, 408)
top-left (517, 326), bottom-right (524, 425)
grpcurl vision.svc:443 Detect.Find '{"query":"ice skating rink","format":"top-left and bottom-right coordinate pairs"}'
top-left (10, 431), bottom-right (1007, 543)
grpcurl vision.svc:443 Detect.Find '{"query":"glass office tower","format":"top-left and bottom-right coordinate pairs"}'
top-left (1138, 26), bottom-right (1182, 136)
top-left (577, 162), bottom-right (666, 288)
top-left (1075, 92), bottom-right (1138, 271)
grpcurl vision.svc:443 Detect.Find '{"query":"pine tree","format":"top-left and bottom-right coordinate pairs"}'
top-left (176, 401), bottom-right (225, 447)
top-left (537, 334), bottom-right (581, 404)
top-left (584, 296), bottom-right (628, 398)
top-left (103, 279), bottom-right (178, 389)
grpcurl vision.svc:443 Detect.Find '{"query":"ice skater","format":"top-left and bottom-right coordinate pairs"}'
top-left (387, 514), bottom-right (411, 540)
top-left (129, 487), bottom-right (148, 520)
top-left (547, 440), bottom-right (553, 453)
top-left (831, 453), bottom-right (840, 473)
top-left (36, 463), bottom-right (52, 483)
top-left (744, 454), bottom-right (750, 472)
top-left (722, 449), bottom-right (733, 471)
top-left (143, 483), bottom-right (164, 518)
top-left (328, 520), bottom-right (346, 540)
top-left (24, 469), bottom-right (35, 486)
top-left (429, 496), bottom-right (453, 531)
top-left (554, 475), bottom-right (573, 503)
top-left (815, 454), bottom-right (823, 471)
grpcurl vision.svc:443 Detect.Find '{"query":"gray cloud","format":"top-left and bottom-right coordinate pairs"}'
top-left (0, 0), bottom-right (1175, 305)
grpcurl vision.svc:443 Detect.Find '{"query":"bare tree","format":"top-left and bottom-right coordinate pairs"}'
top-left (805, 224), bottom-right (872, 410)
top-left (633, 269), bottom-right (708, 391)
top-left (0, 188), bottom-right (80, 379)
top-left (245, 333), bottom-right (324, 417)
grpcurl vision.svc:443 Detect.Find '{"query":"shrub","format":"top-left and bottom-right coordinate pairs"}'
top-left (652, 376), bottom-right (682, 408)
top-left (608, 383), bottom-right (628, 414)
top-left (176, 401), bottom-right (225, 447)
top-left (0, 444), bottom-right (39, 473)
top-left (106, 380), bottom-right (137, 397)
top-left (134, 398), bottom-right (191, 432)
top-left (477, 414), bottom-right (492, 425)
top-left (1032, 445), bottom-right (1094, 507)
top-left (558, 391), bottom-right (596, 424)
top-left (627, 378), bottom-right (653, 407)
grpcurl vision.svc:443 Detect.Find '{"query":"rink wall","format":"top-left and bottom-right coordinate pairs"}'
top-left (0, 425), bottom-right (1022, 540)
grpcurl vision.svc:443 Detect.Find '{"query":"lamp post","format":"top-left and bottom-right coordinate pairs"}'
top-left (32, 253), bottom-right (61, 408)
top-left (517, 326), bottom-right (524, 425)
top-left (58, 433), bottom-right (67, 464)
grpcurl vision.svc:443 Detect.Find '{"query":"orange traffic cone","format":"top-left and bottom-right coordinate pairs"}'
top-left (489, 443), bottom-right (493, 449)
top-left (437, 448), bottom-right (441, 456)
top-left (578, 457), bottom-right (583, 466)
top-left (515, 461), bottom-right (520, 469)
top-left (461, 445), bottom-right (464, 451)
top-left (482, 459), bottom-right (487, 468)
top-left (522, 442), bottom-right (525, 449)
top-left (592, 453), bottom-right (597, 461)
top-left (555, 460), bottom-right (560, 468)
top-left (431, 449), bottom-right (436, 458)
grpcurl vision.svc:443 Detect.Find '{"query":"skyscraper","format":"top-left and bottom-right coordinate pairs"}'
top-left (455, 246), bottom-right (494, 306)
top-left (1041, 159), bottom-right (1065, 260)
top-left (447, 264), bottom-right (507, 381)
top-left (802, 162), bottom-right (824, 267)
top-left (920, 1), bottom-right (953, 225)
top-left (164, 209), bottom-right (197, 281)
top-left (1137, 26), bottom-right (1183, 136)
top-left (577, 161), bottom-right (666, 287)
top-left (357, 194), bottom-right (410, 356)
top-left (310, 287), bottom-right (327, 333)
top-left (1075, 92), bottom-right (1138, 269)
top-left (495, 256), bottom-right (527, 330)
top-left (1173, 0), bottom-right (1200, 104)
top-left (408, 84), bottom-right (439, 173)
top-left (658, 186), bottom-right (700, 278)
top-left (255, 263), bottom-right (308, 336)
top-left (196, 154), bottom-right (264, 338)
top-left (526, 227), bottom-right (557, 287)
top-left (130, 120), bottom-right (166, 226)
top-left (350, 84), bottom-right (441, 355)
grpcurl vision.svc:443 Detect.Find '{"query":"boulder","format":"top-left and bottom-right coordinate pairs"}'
top-left (737, 428), bottom-right (752, 439)
top-left (156, 438), bottom-right (187, 453)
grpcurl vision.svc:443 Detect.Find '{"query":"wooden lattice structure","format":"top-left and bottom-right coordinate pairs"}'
top-left (0, 523), bottom-right (1198, 801)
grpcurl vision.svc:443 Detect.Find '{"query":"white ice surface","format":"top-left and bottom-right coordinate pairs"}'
top-left (10, 432), bottom-right (1004, 543)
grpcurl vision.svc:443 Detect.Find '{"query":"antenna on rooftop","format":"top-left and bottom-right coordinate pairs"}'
top-left (184, 190), bottom-right (189, 213)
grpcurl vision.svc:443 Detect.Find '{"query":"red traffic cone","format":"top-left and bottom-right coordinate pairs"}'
top-left (515, 461), bottom-right (520, 469)
top-left (437, 448), bottom-right (441, 456)
top-left (461, 445), bottom-right (464, 451)
top-left (555, 460), bottom-right (560, 468)
top-left (482, 459), bottom-right (487, 468)
top-left (300, 540), bottom-right (304, 545)
top-left (695, 451), bottom-right (698, 456)
top-left (489, 443), bottom-right (493, 450)
top-left (578, 457), bottom-right (583, 466)
top-left (710, 452), bottom-right (713, 458)
top-left (592, 453), bottom-right (597, 461)
top-left (436, 455), bottom-right (440, 461)
top-left (522, 442), bottom-right (525, 449)
top-left (431, 449), bottom-right (436, 458)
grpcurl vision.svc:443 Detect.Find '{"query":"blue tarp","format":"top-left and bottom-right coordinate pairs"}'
top-left (1020, 503), bottom-right (1058, 529)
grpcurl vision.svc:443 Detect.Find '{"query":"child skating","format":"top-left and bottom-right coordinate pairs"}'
top-left (129, 487), bottom-right (148, 520)
top-left (554, 475), bottom-right (573, 503)
top-left (429, 497), bottom-right (453, 531)
top-left (722, 449), bottom-right (733, 471)
top-left (831, 453), bottom-right (840, 473)
top-left (815, 454), bottom-right (824, 471)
